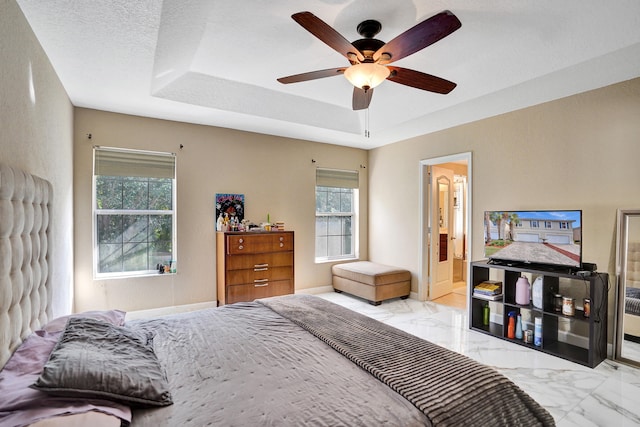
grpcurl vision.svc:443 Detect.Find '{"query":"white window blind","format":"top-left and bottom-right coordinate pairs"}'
top-left (94, 147), bottom-right (175, 179)
top-left (316, 168), bottom-right (358, 189)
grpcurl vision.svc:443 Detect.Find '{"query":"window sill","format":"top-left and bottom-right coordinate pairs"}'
top-left (315, 256), bottom-right (358, 265)
top-left (94, 272), bottom-right (177, 281)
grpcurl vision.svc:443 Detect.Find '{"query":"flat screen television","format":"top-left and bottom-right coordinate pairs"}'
top-left (483, 210), bottom-right (582, 270)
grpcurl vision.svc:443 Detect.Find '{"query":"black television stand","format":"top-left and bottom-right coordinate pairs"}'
top-left (470, 260), bottom-right (608, 368)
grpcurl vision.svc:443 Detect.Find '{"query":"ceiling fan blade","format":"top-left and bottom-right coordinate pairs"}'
top-left (292, 12), bottom-right (364, 63)
top-left (352, 87), bottom-right (373, 110)
top-left (386, 66), bottom-right (456, 94)
top-left (374, 10), bottom-right (461, 64)
top-left (277, 67), bottom-right (346, 84)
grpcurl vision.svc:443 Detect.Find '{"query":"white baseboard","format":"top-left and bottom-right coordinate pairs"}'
top-left (126, 301), bottom-right (218, 320)
top-left (296, 285), bottom-right (334, 295)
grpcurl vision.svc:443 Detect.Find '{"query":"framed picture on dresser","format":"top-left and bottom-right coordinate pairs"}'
top-left (215, 193), bottom-right (244, 222)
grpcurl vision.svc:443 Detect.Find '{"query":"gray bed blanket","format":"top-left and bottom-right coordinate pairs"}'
top-left (259, 294), bottom-right (555, 427)
top-left (626, 287), bottom-right (640, 315)
top-left (128, 297), bottom-right (431, 426)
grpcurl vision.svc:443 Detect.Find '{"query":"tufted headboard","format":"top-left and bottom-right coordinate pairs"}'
top-left (0, 164), bottom-right (53, 369)
top-left (627, 242), bottom-right (640, 289)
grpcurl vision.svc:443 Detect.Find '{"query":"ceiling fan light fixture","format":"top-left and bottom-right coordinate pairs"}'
top-left (344, 62), bottom-right (390, 91)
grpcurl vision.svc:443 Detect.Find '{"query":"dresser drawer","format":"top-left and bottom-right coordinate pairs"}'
top-left (227, 233), bottom-right (293, 254)
top-left (225, 251), bottom-right (292, 270)
top-left (226, 280), bottom-right (293, 304)
top-left (226, 266), bottom-right (293, 285)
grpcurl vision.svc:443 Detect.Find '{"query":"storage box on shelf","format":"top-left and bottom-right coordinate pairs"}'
top-left (469, 260), bottom-right (608, 368)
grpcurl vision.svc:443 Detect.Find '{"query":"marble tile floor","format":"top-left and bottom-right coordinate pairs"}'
top-left (316, 292), bottom-right (640, 427)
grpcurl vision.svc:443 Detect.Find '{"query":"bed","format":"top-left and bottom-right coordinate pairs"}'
top-left (0, 164), bottom-right (555, 426)
top-left (624, 242), bottom-right (640, 340)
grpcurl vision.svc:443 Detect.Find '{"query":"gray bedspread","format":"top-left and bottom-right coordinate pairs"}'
top-left (128, 295), bottom-right (554, 426)
top-left (626, 287), bottom-right (640, 315)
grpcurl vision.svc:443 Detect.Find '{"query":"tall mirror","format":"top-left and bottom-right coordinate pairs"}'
top-left (614, 209), bottom-right (640, 367)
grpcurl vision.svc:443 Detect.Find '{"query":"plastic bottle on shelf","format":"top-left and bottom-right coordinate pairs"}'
top-left (507, 312), bottom-right (516, 339)
top-left (483, 303), bottom-right (490, 326)
top-left (515, 276), bottom-right (531, 305)
top-left (534, 317), bottom-right (543, 347)
top-left (515, 314), bottom-right (523, 339)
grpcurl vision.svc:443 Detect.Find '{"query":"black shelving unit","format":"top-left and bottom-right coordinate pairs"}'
top-left (469, 260), bottom-right (608, 368)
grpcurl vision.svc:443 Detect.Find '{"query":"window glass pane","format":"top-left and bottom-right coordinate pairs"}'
top-left (342, 216), bottom-right (352, 235)
top-left (316, 188), bottom-right (328, 212)
top-left (316, 216), bottom-right (328, 237)
top-left (149, 179), bottom-right (173, 210)
top-left (123, 242), bottom-right (149, 271)
top-left (123, 177), bottom-right (149, 210)
top-left (99, 243), bottom-right (123, 273)
top-left (341, 189), bottom-right (352, 212)
top-left (327, 236), bottom-right (343, 257)
top-left (327, 190), bottom-right (341, 212)
top-left (328, 216), bottom-right (342, 235)
top-left (315, 236), bottom-right (327, 258)
top-left (343, 233), bottom-right (352, 255)
top-left (96, 177), bottom-right (122, 209)
top-left (123, 215), bottom-right (148, 243)
top-left (97, 215), bottom-right (122, 244)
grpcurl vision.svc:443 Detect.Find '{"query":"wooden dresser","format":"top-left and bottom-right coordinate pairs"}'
top-left (216, 231), bottom-right (294, 305)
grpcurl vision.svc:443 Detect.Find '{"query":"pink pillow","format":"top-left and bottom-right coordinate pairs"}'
top-left (39, 310), bottom-right (126, 333)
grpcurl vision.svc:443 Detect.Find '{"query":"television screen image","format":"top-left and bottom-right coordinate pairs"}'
top-left (484, 210), bottom-right (582, 269)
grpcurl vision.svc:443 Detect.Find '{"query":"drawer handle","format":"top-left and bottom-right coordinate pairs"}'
top-left (279, 237), bottom-right (284, 242)
top-left (254, 283), bottom-right (269, 287)
top-left (254, 279), bottom-right (269, 283)
top-left (254, 267), bottom-right (268, 272)
top-left (238, 238), bottom-right (244, 243)
top-left (254, 263), bottom-right (268, 268)
top-left (279, 243), bottom-right (284, 247)
top-left (238, 245), bottom-right (243, 250)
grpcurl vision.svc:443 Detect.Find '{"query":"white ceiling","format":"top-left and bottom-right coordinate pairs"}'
top-left (16, 0), bottom-right (640, 149)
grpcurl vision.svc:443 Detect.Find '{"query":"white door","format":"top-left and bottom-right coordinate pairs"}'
top-left (429, 165), bottom-right (454, 300)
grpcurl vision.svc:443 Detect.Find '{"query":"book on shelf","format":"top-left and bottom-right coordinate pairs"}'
top-left (473, 292), bottom-right (503, 301)
top-left (473, 280), bottom-right (502, 295)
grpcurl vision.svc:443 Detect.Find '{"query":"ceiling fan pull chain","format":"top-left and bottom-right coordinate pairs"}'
top-left (365, 108), bottom-right (370, 138)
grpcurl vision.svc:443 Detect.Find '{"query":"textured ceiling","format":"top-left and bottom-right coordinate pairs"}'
top-left (16, 0), bottom-right (640, 149)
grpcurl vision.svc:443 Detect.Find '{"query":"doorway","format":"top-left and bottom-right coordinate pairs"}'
top-left (419, 153), bottom-right (472, 309)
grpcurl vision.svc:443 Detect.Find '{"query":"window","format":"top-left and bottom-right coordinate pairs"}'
top-left (531, 220), bottom-right (539, 228)
top-left (545, 221), bottom-right (552, 229)
top-left (93, 147), bottom-right (176, 278)
top-left (315, 168), bottom-right (358, 261)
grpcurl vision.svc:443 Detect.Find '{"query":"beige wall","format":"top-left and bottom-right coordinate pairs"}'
top-left (369, 77), bottom-right (640, 335)
top-left (73, 109), bottom-right (368, 312)
top-left (0, 0), bottom-right (74, 317)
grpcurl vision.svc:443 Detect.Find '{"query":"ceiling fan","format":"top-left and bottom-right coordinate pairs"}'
top-left (277, 10), bottom-right (462, 110)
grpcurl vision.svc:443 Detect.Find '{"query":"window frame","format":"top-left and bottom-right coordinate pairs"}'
top-left (314, 168), bottom-right (359, 263)
top-left (92, 147), bottom-right (177, 279)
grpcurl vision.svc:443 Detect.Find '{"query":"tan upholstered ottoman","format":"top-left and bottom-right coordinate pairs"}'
top-left (332, 261), bottom-right (411, 305)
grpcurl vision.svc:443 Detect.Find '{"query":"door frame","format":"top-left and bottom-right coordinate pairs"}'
top-left (418, 152), bottom-right (473, 301)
